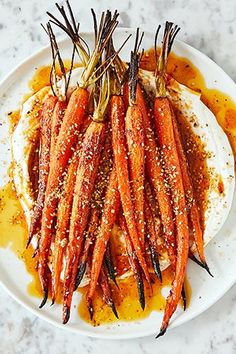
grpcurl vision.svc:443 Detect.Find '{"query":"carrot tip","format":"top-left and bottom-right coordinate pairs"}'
top-left (149, 244), bottom-right (162, 283)
top-left (156, 327), bottom-right (167, 339)
top-left (50, 299), bottom-right (55, 306)
top-left (110, 301), bottom-right (119, 319)
top-left (74, 262), bottom-right (87, 291)
top-left (136, 272), bottom-right (145, 310)
top-left (202, 261), bottom-right (213, 278)
top-left (39, 288), bottom-right (48, 308)
top-left (88, 302), bottom-right (94, 321)
top-left (181, 285), bottom-right (187, 311)
top-left (63, 306), bottom-right (70, 324)
top-left (189, 253), bottom-right (213, 277)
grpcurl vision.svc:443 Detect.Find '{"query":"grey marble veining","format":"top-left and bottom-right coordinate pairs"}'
top-left (1, 0), bottom-right (236, 353)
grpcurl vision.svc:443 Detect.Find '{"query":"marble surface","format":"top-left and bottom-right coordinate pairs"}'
top-left (0, 0), bottom-right (236, 353)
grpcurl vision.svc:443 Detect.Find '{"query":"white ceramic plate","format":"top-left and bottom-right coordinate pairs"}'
top-left (0, 28), bottom-right (236, 339)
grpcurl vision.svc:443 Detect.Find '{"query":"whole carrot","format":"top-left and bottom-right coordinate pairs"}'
top-left (154, 22), bottom-right (189, 337)
top-left (110, 94), bottom-right (150, 284)
top-left (135, 83), bottom-right (176, 269)
top-left (27, 95), bottom-right (58, 247)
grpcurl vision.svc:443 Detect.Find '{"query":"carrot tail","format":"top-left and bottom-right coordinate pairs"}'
top-left (104, 240), bottom-right (118, 287)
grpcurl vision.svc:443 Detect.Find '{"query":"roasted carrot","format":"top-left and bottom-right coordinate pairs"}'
top-left (27, 95), bottom-right (58, 248)
top-left (86, 167), bottom-right (120, 315)
top-left (63, 120), bottom-right (105, 323)
top-left (154, 96), bottom-right (189, 337)
top-left (172, 115), bottom-right (209, 269)
top-left (99, 266), bottom-right (118, 319)
top-left (119, 214), bottom-right (145, 310)
top-left (110, 94), bottom-right (151, 284)
top-left (51, 151), bottom-right (79, 303)
top-left (38, 87), bottom-right (89, 307)
top-left (125, 104), bottom-right (145, 248)
top-left (51, 115), bottom-right (91, 302)
top-left (104, 240), bottom-right (117, 286)
top-left (50, 100), bottom-right (67, 156)
top-left (134, 83), bottom-right (176, 269)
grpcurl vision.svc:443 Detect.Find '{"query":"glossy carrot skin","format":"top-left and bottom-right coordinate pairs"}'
top-left (50, 100), bottom-right (67, 156)
top-left (28, 95), bottom-right (58, 246)
top-left (63, 121), bottom-right (105, 324)
top-left (110, 95), bottom-right (150, 284)
top-left (51, 154), bottom-right (79, 303)
top-left (125, 104), bottom-right (145, 248)
top-left (154, 97), bottom-right (189, 332)
top-left (38, 87), bottom-right (89, 301)
top-left (86, 167), bottom-right (120, 303)
top-left (135, 85), bottom-right (176, 269)
top-left (172, 116), bottom-right (205, 264)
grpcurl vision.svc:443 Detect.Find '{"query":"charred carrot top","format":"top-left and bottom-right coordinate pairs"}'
top-left (154, 22), bottom-right (189, 337)
top-left (27, 95), bottom-right (58, 248)
top-left (134, 83), bottom-right (176, 269)
top-left (86, 167), bottom-right (120, 313)
top-left (110, 94), bottom-right (151, 284)
top-left (119, 214), bottom-right (145, 310)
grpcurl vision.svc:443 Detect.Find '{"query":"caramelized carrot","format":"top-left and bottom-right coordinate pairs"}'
top-left (38, 87), bottom-right (89, 306)
top-left (110, 95), bottom-right (150, 284)
top-left (172, 116), bottom-right (206, 265)
top-left (27, 95), bottom-right (58, 247)
top-left (63, 121), bottom-right (105, 324)
top-left (125, 103), bottom-right (145, 248)
top-left (86, 167), bottom-right (120, 314)
top-left (119, 214), bottom-right (145, 310)
top-left (50, 100), bottom-right (67, 156)
top-left (154, 97), bottom-right (189, 336)
top-left (135, 84), bottom-right (176, 269)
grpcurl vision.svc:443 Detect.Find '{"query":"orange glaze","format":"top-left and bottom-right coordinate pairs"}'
top-left (1, 51), bottom-right (235, 326)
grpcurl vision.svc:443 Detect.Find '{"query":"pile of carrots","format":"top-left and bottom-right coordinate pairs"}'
top-left (26, 1), bottom-right (211, 337)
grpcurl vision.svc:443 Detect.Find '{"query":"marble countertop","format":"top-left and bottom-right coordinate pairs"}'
top-left (1, 0), bottom-right (236, 353)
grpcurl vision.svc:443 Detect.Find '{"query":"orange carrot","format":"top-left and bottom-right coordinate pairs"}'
top-left (125, 103), bottom-right (145, 248)
top-left (154, 97), bottom-right (189, 336)
top-left (51, 116), bottom-right (91, 302)
top-left (27, 95), bottom-right (58, 247)
top-left (63, 121), bottom-right (105, 324)
top-left (86, 167), bottom-right (120, 313)
top-left (172, 115), bottom-right (206, 265)
top-left (38, 87), bottom-right (89, 306)
top-left (135, 84), bottom-right (176, 269)
top-left (110, 94), bottom-right (150, 284)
